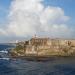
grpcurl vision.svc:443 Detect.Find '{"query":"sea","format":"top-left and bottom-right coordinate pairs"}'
top-left (0, 44), bottom-right (75, 75)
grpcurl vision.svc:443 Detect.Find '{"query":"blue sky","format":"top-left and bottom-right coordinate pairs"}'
top-left (0, 0), bottom-right (75, 26)
top-left (44, 0), bottom-right (75, 25)
top-left (0, 0), bottom-right (11, 25)
top-left (0, 0), bottom-right (75, 43)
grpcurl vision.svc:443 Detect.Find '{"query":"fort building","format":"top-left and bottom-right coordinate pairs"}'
top-left (14, 36), bottom-right (75, 56)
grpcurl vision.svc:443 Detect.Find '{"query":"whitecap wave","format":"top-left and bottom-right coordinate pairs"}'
top-left (0, 58), bottom-right (10, 60)
top-left (0, 51), bottom-right (8, 53)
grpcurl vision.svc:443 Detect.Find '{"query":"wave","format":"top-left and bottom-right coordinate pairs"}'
top-left (0, 58), bottom-right (10, 60)
top-left (0, 50), bottom-right (8, 53)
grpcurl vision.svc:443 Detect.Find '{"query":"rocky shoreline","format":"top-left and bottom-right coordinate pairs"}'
top-left (9, 37), bottom-right (75, 61)
top-left (9, 50), bottom-right (75, 61)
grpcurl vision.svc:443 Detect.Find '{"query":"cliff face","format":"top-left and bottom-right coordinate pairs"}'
top-left (10, 37), bottom-right (75, 57)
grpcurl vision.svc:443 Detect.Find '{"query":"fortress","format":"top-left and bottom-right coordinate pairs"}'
top-left (11, 36), bottom-right (75, 57)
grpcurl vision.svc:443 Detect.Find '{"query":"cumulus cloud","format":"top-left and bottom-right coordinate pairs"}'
top-left (0, 0), bottom-right (73, 38)
top-left (0, 28), bottom-right (7, 35)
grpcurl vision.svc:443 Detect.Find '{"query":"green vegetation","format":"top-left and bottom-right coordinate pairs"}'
top-left (15, 45), bottom-right (23, 51)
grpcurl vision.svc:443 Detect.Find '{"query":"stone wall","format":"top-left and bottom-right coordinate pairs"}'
top-left (15, 37), bottom-right (75, 56)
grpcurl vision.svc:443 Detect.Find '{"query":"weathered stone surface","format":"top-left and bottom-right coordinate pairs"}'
top-left (10, 37), bottom-right (75, 57)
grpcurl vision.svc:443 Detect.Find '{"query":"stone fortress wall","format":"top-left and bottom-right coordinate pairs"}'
top-left (21, 37), bottom-right (75, 56)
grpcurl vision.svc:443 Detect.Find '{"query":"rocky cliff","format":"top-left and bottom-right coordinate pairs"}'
top-left (10, 37), bottom-right (75, 57)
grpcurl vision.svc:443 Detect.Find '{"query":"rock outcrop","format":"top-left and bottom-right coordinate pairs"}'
top-left (10, 37), bottom-right (75, 57)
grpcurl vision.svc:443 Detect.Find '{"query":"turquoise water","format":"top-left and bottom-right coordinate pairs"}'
top-left (0, 44), bottom-right (75, 75)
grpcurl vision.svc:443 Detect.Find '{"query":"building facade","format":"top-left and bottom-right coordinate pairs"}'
top-left (17, 37), bottom-right (75, 56)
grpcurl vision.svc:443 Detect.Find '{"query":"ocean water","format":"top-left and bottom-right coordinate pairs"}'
top-left (0, 45), bottom-right (75, 75)
top-left (0, 44), bottom-right (14, 50)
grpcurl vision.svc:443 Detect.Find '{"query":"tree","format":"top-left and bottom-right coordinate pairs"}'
top-left (15, 44), bottom-right (23, 51)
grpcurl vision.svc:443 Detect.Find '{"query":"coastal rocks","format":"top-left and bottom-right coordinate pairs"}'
top-left (10, 37), bottom-right (75, 58)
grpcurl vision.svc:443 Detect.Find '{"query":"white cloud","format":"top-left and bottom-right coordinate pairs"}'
top-left (0, 28), bottom-right (7, 35)
top-left (0, 0), bottom-right (73, 38)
